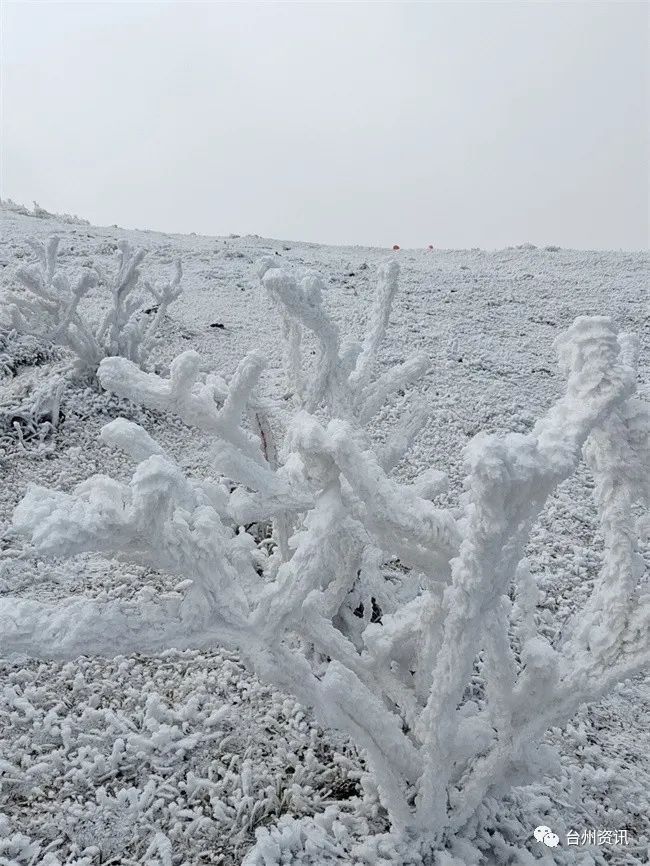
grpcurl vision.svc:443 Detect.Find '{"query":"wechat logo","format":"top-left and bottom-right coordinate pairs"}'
top-left (534, 826), bottom-right (560, 848)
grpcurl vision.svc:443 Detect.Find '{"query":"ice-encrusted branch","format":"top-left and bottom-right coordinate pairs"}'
top-left (348, 259), bottom-right (400, 395)
top-left (259, 258), bottom-right (425, 428)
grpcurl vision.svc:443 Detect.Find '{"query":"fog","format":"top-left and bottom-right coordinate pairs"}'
top-left (1, 1), bottom-right (647, 249)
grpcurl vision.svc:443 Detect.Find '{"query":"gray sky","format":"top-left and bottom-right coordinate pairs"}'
top-left (1, 1), bottom-right (648, 249)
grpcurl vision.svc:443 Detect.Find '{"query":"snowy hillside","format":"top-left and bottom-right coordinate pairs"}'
top-left (0, 205), bottom-right (648, 866)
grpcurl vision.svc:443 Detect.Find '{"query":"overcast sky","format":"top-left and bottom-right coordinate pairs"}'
top-left (1, 1), bottom-right (648, 249)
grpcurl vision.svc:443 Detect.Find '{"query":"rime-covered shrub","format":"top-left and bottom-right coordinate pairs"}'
top-left (2, 260), bottom-right (649, 861)
top-left (0, 329), bottom-right (60, 379)
top-left (0, 198), bottom-right (31, 217)
top-left (1, 235), bottom-right (182, 378)
top-left (0, 197), bottom-right (90, 224)
top-left (0, 373), bottom-right (64, 455)
top-left (30, 201), bottom-right (90, 225)
top-left (0, 330), bottom-right (64, 453)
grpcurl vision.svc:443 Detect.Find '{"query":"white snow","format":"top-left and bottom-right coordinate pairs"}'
top-left (0, 205), bottom-right (648, 865)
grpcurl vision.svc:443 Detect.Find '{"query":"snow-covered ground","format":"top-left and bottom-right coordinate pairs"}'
top-left (0, 206), bottom-right (648, 865)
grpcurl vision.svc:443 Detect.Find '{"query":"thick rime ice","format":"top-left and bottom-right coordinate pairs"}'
top-left (1, 235), bottom-right (183, 376)
top-left (3, 259), bottom-right (649, 858)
